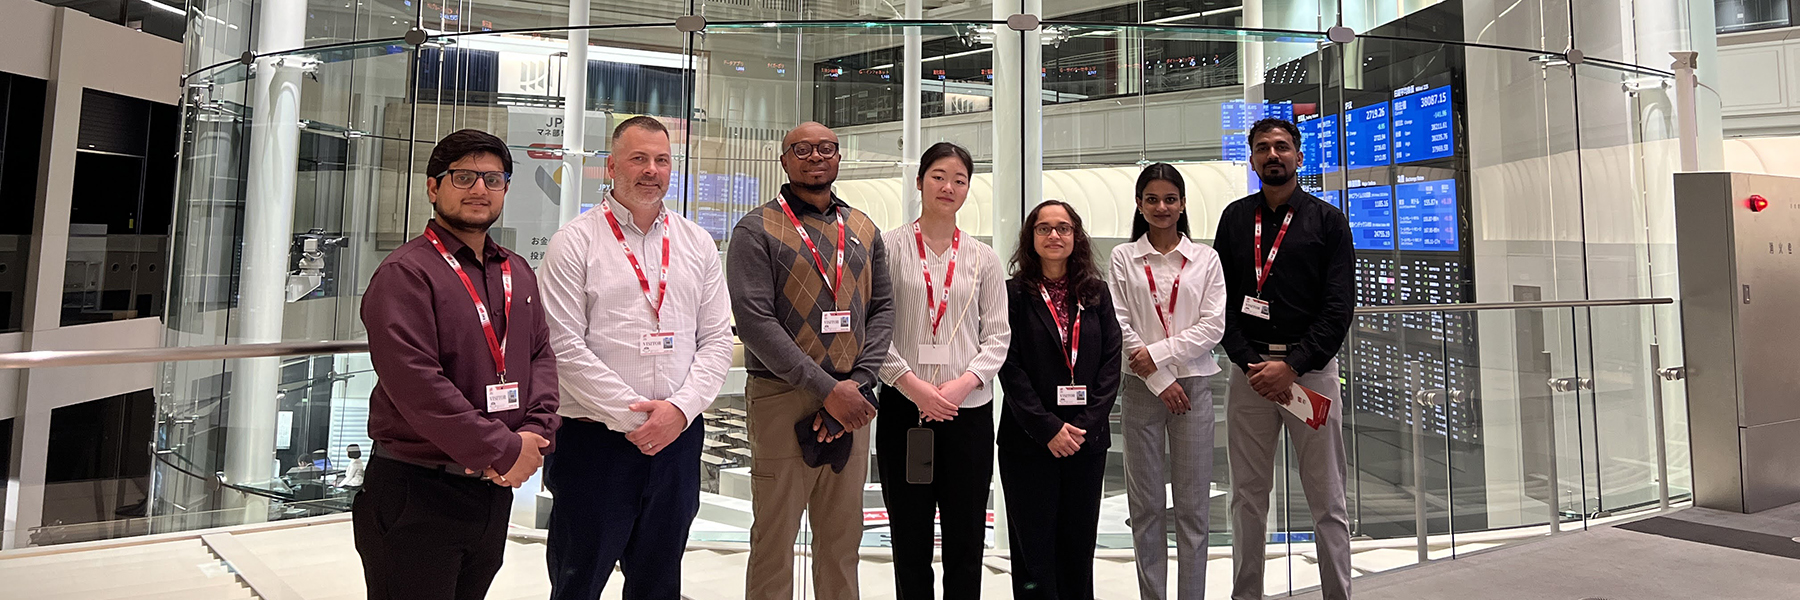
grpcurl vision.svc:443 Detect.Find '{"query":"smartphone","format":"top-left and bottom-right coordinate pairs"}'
top-left (820, 410), bottom-right (846, 437)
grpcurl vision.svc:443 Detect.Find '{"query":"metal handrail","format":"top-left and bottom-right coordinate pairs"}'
top-left (0, 298), bottom-right (1673, 370)
top-left (1354, 297), bottom-right (1671, 315)
top-left (0, 340), bottom-right (369, 369)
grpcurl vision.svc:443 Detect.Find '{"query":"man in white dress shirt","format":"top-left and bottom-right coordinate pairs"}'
top-left (539, 116), bottom-right (735, 600)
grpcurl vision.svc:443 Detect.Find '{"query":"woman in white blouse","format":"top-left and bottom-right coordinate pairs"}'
top-left (877, 141), bottom-right (1012, 600)
top-left (1107, 163), bottom-right (1227, 600)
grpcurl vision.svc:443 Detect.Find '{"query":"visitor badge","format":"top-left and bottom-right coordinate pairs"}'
top-left (822, 310), bottom-right (853, 333)
top-left (640, 332), bottom-right (676, 356)
top-left (1241, 296), bottom-right (1272, 320)
top-left (486, 382), bottom-right (521, 412)
top-left (1057, 385), bottom-right (1088, 406)
top-left (918, 344), bottom-right (951, 365)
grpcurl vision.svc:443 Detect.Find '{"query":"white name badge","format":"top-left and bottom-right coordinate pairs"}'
top-left (486, 382), bottom-right (521, 412)
top-left (1057, 385), bottom-right (1089, 406)
top-left (822, 310), bottom-right (853, 334)
top-left (918, 344), bottom-right (951, 365)
top-left (1241, 296), bottom-right (1272, 320)
top-left (640, 332), bottom-right (676, 356)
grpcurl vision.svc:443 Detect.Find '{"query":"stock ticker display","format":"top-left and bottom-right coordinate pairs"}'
top-left (1271, 67), bottom-right (1476, 440)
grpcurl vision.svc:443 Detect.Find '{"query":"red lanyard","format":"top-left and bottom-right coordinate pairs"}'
top-left (912, 222), bottom-right (960, 339)
top-left (1039, 285), bottom-right (1082, 380)
top-left (601, 201), bottom-right (672, 326)
top-left (776, 194), bottom-right (846, 302)
top-left (423, 228), bottom-right (512, 382)
top-left (1253, 209), bottom-right (1295, 297)
top-left (1143, 254), bottom-right (1187, 337)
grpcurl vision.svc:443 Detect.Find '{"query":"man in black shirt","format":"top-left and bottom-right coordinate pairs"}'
top-left (1214, 117), bottom-right (1354, 600)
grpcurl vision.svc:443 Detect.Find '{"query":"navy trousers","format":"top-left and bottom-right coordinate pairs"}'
top-left (545, 418), bottom-right (703, 600)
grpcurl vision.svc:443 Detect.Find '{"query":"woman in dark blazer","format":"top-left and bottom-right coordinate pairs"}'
top-left (997, 199), bottom-right (1123, 600)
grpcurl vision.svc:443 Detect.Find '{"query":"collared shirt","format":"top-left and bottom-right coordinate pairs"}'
top-left (361, 220), bottom-right (561, 474)
top-left (1107, 235), bottom-right (1227, 394)
top-left (877, 225), bottom-right (1011, 408)
top-left (1213, 189), bottom-right (1355, 375)
top-left (726, 184), bottom-right (895, 400)
top-left (541, 193), bottom-right (735, 433)
top-left (340, 458), bottom-right (365, 487)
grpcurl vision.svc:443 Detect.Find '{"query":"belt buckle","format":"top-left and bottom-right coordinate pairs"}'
top-left (1267, 343), bottom-right (1287, 353)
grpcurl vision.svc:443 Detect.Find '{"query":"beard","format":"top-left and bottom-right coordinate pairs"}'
top-left (1257, 163), bottom-right (1294, 187)
top-left (435, 204), bottom-right (500, 233)
top-left (616, 179), bottom-right (668, 204)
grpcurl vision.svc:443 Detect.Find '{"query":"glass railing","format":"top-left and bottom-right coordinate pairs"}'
top-left (0, 296), bottom-right (1688, 597)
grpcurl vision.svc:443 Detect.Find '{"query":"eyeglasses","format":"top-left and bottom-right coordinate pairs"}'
top-left (1033, 224), bottom-right (1075, 237)
top-left (786, 141), bottom-right (840, 159)
top-left (439, 169), bottom-right (511, 191)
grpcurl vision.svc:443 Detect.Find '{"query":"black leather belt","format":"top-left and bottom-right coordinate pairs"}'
top-left (372, 445), bottom-right (486, 479)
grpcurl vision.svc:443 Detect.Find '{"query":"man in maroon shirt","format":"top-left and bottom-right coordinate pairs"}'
top-left (355, 128), bottom-right (561, 600)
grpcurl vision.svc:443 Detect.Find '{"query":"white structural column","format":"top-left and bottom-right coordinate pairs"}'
top-left (988, 0), bottom-right (1042, 552)
top-left (1244, 1), bottom-right (1264, 91)
top-left (560, 0), bottom-right (589, 225)
top-left (901, 0), bottom-right (922, 221)
top-left (225, 0), bottom-right (307, 516)
top-left (1685, 0), bottom-right (1723, 171)
top-left (1022, 0), bottom-right (1042, 210)
top-left (6, 7), bottom-right (89, 549)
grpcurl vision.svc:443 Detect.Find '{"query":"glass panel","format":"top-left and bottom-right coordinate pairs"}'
top-left (1571, 61), bottom-right (1679, 516)
top-left (1717, 0), bottom-right (1792, 33)
top-left (153, 353), bottom-right (377, 531)
top-left (1576, 303), bottom-right (1671, 516)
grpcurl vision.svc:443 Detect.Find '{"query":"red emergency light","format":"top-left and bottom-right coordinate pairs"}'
top-left (1749, 195), bottom-right (1770, 212)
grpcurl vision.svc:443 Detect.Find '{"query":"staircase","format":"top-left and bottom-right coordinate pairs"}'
top-left (0, 538), bottom-right (256, 599)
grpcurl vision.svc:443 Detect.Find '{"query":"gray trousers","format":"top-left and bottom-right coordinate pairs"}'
top-left (1227, 360), bottom-right (1350, 600)
top-left (1123, 375), bottom-right (1214, 600)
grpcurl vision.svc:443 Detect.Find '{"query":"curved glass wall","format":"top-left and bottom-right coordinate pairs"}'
top-left (156, 0), bottom-right (1705, 595)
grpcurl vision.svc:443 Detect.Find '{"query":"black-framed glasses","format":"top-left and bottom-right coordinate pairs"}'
top-left (786, 141), bottom-right (840, 159)
top-left (439, 169), bottom-right (511, 191)
top-left (1033, 224), bottom-right (1075, 237)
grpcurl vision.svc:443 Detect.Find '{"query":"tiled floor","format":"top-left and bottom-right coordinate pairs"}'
top-left (218, 518), bottom-right (1466, 599)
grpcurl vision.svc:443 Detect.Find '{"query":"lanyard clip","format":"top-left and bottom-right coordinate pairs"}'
top-left (496, 370), bottom-right (507, 384)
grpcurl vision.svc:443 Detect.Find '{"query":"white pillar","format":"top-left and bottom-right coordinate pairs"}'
top-left (6, 7), bottom-right (92, 549)
top-left (224, 0), bottom-right (306, 519)
top-left (902, 0), bottom-right (923, 222)
top-left (1671, 52), bottom-right (1698, 172)
top-left (1022, 0), bottom-right (1042, 210)
top-left (1684, 0), bottom-right (1724, 171)
top-left (1244, 1), bottom-right (1264, 90)
top-left (989, 0), bottom-right (1041, 553)
top-left (560, 4), bottom-right (589, 225)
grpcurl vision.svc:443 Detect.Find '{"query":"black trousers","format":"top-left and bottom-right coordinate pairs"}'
top-left (544, 418), bottom-right (702, 600)
top-left (353, 455), bottom-right (513, 600)
top-left (998, 445), bottom-right (1106, 600)
top-left (876, 388), bottom-right (995, 600)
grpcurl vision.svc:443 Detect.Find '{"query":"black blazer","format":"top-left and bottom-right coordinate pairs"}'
top-left (996, 277), bottom-right (1123, 457)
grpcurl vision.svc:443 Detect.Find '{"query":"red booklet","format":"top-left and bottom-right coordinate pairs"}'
top-left (1283, 384), bottom-right (1333, 429)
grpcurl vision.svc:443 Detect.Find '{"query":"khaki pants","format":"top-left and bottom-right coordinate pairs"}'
top-left (1227, 359), bottom-right (1350, 600)
top-left (744, 376), bottom-right (871, 600)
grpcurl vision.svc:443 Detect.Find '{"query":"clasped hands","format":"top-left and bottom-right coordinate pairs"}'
top-left (897, 371), bottom-right (981, 423)
top-left (1129, 347), bottom-right (1191, 415)
top-left (466, 430), bottom-right (549, 488)
top-left (813, 380), bottom-right (877, 443)
top-left (1248, 359), bottom-right (1298, 405)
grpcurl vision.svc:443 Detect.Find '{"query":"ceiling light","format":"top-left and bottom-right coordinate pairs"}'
top-left (142, 0), bottom-right (185, 16)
